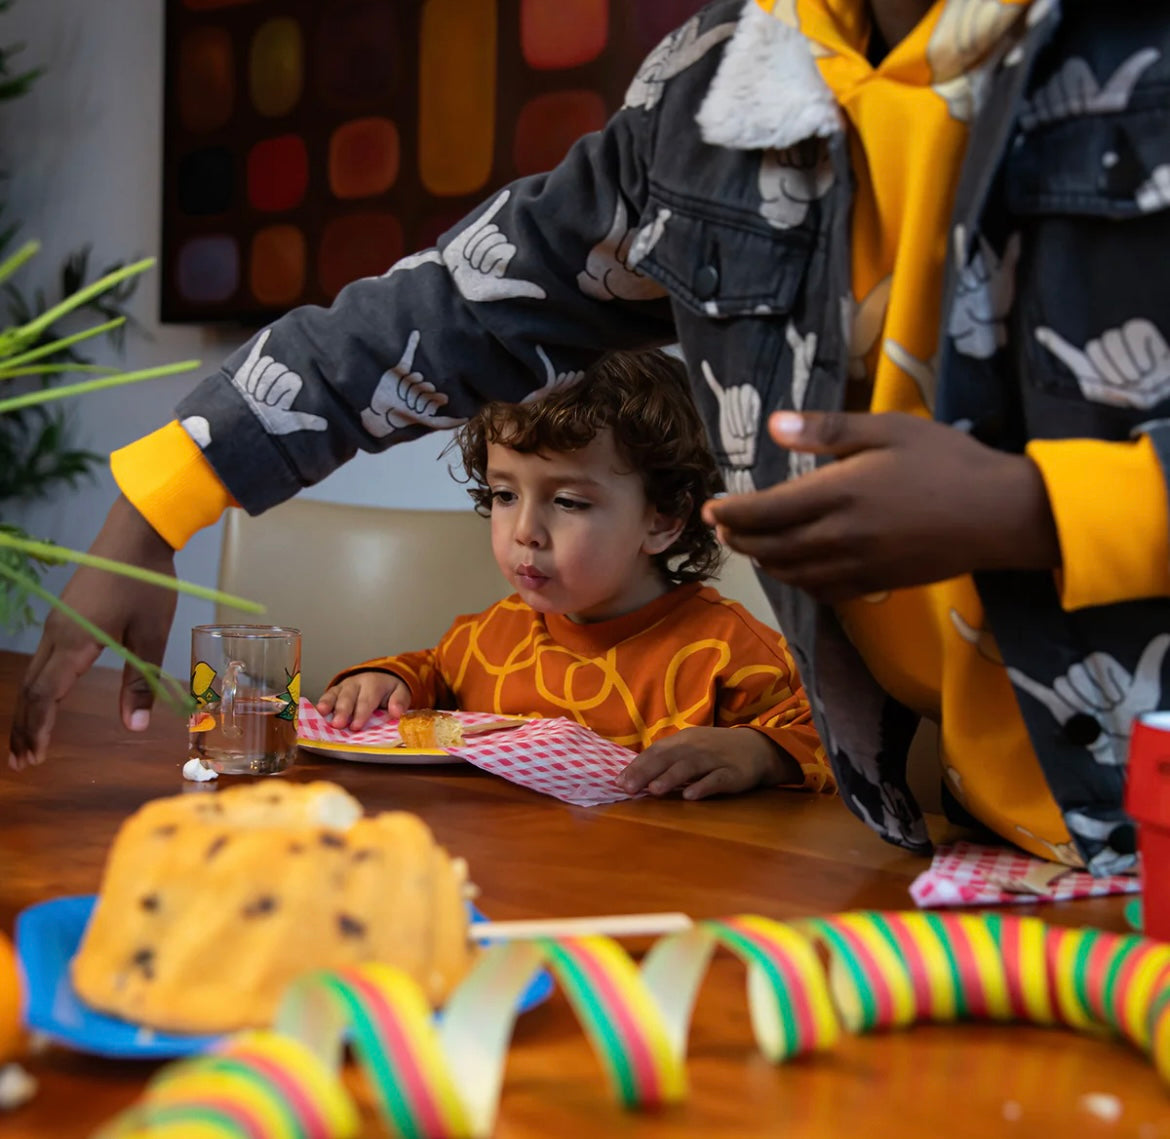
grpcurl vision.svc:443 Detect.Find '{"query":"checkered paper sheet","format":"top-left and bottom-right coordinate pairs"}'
top-left (910, 840), bottom-right (1140, 908)
top-left (297, 700), bottom-right (639, 807)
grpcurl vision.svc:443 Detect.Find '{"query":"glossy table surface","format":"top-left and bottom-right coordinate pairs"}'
top-left (0, 650), bottom-right (1164, 1138)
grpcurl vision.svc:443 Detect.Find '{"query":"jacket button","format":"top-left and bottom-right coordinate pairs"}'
top-left (1106, 822), bottom-right (1137, 855)
top-left (694, 264), bottom-right (719, 300)
top-left (1062, 712), bottom-right (1101, 747)
top-left (1096, 126), bottom-right (1144, 197)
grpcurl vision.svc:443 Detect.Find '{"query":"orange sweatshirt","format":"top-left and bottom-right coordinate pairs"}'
top-left (334, 582), bottom-right (833, 792)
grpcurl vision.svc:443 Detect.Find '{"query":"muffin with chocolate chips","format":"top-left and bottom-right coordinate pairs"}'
top-left (70, 781), bottom-right (473, 1033)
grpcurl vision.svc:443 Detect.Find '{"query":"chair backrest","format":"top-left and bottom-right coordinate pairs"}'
top-left (708, 550), bottom-right (775, 628)
top-left (217, 499), bottom-right (781, 700)
top-left (216, 500), bottom-right (510, 699)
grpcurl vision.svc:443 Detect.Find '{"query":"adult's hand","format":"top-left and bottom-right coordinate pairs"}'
top-left (703, 410), bottom-right (1061, 604)
top-left (9, 495), bottom-right (179, 769)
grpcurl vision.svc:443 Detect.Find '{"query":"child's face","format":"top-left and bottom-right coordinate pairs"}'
top-left (485, 429), bottom-right (683, 623)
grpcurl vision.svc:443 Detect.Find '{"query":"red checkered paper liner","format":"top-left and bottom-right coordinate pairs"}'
top-left (297, 700), bottom-right (638, 806)
top-left (450, 717), bottom-right (640, 806)
top-left (909, 840), bottom-right (1140, 908)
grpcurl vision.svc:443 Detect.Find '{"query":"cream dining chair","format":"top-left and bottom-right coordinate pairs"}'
top-left (215, 498), bottom-right (777, 700)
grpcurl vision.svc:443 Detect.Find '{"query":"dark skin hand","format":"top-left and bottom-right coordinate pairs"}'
top-left (701, 0), bottom-right (1046, 599)
top-left (704, 411), bottom-right (1061, 605)
top-left (8, 495), bottom-right (178, 769)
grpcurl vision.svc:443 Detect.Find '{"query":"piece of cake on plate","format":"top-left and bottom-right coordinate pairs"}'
top-left (398, 709), bottom-right (465, 749)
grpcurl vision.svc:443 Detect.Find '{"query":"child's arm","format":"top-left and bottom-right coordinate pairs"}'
top-left (317, 646), bottom-right (453, 728)
top-left (713, 604), bottom-right (833, 793)
top-left (617, 727), bottom-right (801, 799)
top-left (315, 605), bottom-right (496, 729)
top-left (316, 671), bottom-right (411, 730)
top-left (619, 597), bottom-right (834, 799)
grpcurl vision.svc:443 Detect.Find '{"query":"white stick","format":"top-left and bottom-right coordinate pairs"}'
top-left (472, 912), bottom-right (693, 941)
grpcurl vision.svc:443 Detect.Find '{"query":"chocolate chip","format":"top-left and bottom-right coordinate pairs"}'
top-left (243, 895), bottom-right (278, 918)
top-left (206, 835), bottom-right (229, 860)
top-left (337, 914), bottom-right (366, 939)
top-left (265, 793), bottom-right (282, 804)
top-left (139, 894), bottom-right (160, 913)
top-left (288, 842), bottom-right (306, 854)
top-left (319, 832), bottom-right (346, 849)
top-left (131, 947), bottom-right (156, 980)
top-left (153, 824), bottom-right (178, 837)
top-left (351, 848), bottom-right (377, 863)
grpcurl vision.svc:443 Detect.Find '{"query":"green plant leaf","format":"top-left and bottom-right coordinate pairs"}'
top-left (0, 530), bottom-right (266, 612)
top-left (0, 359), bottom-right (201, 414)
top-left (0, 522), bottom-right (49, 631)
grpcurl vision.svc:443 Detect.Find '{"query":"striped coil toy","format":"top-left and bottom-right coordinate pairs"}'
top-left (95, 911), bottom-right (1170, 1139)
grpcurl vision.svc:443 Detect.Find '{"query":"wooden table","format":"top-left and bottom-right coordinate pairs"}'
top-left (1, 649), bottom-right (1165, 1137)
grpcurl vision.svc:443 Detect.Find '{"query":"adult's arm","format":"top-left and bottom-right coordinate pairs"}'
top-left (8, 2), bottom-right (714, 765)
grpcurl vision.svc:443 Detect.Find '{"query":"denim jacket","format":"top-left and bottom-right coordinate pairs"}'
top-left (178, 0), bottom-right (1170, 874)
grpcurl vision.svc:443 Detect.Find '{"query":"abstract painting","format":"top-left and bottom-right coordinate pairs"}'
top-left (161, 0), bottom-right (703, 323)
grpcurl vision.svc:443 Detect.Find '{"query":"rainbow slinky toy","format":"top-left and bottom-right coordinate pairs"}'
top-left (94, 911), bottom-right (1170, 1139)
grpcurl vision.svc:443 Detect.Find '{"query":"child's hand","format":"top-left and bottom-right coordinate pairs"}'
top-left (315, 672), bottom-right (410, 730)
top-left (616, 727), bottom-right (799, 800)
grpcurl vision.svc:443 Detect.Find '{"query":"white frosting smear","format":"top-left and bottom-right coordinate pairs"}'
top-left (182, 758), bottom-right (219, 782)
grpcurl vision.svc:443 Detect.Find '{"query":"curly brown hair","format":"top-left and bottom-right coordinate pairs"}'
top-left (453, 349), bottom-right (724, 586)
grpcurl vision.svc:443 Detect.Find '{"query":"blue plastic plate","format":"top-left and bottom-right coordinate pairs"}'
top-left (16, 894), bottom-right (553, 1059)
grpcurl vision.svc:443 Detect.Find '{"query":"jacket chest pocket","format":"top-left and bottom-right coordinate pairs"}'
top-left (1004, 105), bottom-right (1170, 433)
top-left (632, 184), bottom-right (814, 320)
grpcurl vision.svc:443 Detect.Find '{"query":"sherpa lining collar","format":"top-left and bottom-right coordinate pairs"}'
top-left (696, 1), bottom-right (841, 151)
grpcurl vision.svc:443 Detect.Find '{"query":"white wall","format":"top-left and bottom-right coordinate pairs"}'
top-left (0, 0), bottom-right (469, 678)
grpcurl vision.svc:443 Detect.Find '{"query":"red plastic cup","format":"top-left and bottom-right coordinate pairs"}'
top-left (1126, 713), bottom-right (1170, 941)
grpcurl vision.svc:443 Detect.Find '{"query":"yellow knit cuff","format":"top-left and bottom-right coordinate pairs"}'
top-left (1026, 435), bottom-right (1170, 611)
top-left (110, 421), bottom-right (237, 551)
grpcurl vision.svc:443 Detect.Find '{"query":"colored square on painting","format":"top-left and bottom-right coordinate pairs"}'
top-left (161, 0), bottom-right (704, 323)
top-left (176, 27), bottom-right (234, 134)
top-left (329, 118), bottom-right (399, 199)
top-left (318, 212), bottom-right (403, 297)
top-left (247, 135), bottom-right (308, 212)
top-left (317, 3), bottom-right (402, 110)
top-left (177, 147), bottom-right (234, 216)
top-left (249, 18), bottom-right (303, 118)
top-left (250, 225), bottom-right (306, 307)
top-left (513, 91), bottom-right (607, 177)
top-left (521, 0), bottom-right (608, 69)
top-left (176, 235), bottom-right (239, 304)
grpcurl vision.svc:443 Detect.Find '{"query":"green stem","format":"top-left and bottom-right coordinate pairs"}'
top-left (0, 239), bottom-right (39, 287)
top-left (0, 360), bottom-right (201, 414)
top-left (0, 532), bottom-right (265, 613)
top-left (14, 256), bottom-right (156, 344)
top-left (0, 363), bottom-right (119, 378)
top-left (0, 316), bottom-right (126, 370)
top-left (0, 559), bottom-right (191, 710)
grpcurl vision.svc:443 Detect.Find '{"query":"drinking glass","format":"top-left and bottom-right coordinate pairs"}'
top-left (188, 624), bottom-right (301, 775)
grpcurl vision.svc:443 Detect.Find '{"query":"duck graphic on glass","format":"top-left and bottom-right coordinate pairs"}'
top-left (188, 624), bottom-right (301, 775)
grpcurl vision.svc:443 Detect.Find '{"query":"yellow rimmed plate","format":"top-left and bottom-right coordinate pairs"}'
top-left (296, 738), bottom-right (461, 765)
